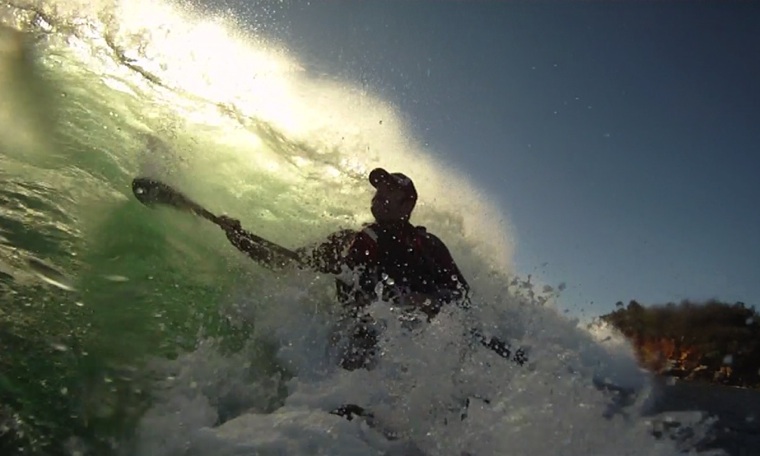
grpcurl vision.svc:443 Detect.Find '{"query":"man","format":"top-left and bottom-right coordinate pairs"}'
top-left (218, 168), bottom-right (470, 370)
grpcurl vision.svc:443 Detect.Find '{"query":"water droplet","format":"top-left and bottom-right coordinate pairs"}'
top-left (723, 355), bottom-right (733, 365)
top-left (28, 258), bottom-right (75, 291)
top-left (104, 275), bottom-right (129, 282)
top-left (135, 187), bottom-right (145, 195)
top-left (51, 343), bottom-right (68, 352)
top-left (386, 277), bottom-right (395, 286)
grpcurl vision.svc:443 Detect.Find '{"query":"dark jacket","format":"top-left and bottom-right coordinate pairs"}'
top-left (298, 221), bottom-right (469, 318)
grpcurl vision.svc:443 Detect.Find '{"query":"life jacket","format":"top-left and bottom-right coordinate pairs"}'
top-left (336, 222), bottom-right (442, 305)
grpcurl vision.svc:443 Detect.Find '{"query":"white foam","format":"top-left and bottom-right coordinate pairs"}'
top-left (131, 277), bottom-right (716, 456)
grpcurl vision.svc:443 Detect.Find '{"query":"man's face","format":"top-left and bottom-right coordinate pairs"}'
top-left (371, 185), bottom-right (414, 223)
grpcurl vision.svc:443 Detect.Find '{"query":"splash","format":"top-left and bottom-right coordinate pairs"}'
top-left (3, 0), bottom-right (515, 273)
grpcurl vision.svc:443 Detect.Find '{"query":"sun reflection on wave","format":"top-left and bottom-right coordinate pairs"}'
top-left (4, 0), bottom-right (516, 272)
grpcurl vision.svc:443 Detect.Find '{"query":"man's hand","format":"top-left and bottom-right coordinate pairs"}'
top-left (215, 215), bottom-right (301, 270)
top-left (405, 292), bottom-right (441, 320)
top-left (406, 292), bottom-right (431, 307)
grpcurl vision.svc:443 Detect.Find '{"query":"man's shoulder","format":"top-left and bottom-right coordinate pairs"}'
top-left (328, 227), bottom-right (360, 238)
top-left (412, 224), bottom-right (437, 242)
top-left (412, 225), bottom-right (456, 254)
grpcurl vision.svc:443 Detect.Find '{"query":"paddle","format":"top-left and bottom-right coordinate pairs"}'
top-left (131, 177), bottom-right (302, 266)
top-left (132, 177), bottom-right (220, 224)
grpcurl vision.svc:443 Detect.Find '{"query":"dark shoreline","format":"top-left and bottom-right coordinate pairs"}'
top-left (644, 376), bottom-right (760, 455)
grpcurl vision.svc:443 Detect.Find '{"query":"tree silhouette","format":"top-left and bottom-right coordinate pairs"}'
top-left (599, 299), bottom-right (760, 388)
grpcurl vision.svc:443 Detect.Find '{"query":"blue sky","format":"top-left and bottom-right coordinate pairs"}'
top-left (230, 0), bottom-right (760, 317)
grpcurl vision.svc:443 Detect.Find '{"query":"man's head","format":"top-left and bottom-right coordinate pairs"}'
top-left (369, 168), bottom-right (418, 223)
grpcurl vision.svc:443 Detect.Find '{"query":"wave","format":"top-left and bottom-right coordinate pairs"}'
top-left (0, 1), bottom-right (720, 455)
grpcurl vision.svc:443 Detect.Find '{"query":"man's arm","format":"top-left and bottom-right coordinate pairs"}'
top-left (424, 231), bottom-right (470, 299)
top-left (218, 216), bottom-right (302, 270)
top-left (295, 229), bottom-right (357, 274)
top-left (405, 230), bottom-right (470, 319)
top-left (217, 216), bottom-right (356, 273)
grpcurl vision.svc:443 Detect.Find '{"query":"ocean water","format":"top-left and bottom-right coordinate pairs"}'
top-left (0, 1), bottom-right (721, 455)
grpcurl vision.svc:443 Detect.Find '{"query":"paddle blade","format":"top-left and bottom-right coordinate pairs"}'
top-left (131, 177), bottom-right (214, 220)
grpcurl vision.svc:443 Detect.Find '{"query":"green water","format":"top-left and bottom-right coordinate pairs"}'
top-left (0, 6), bottom-right (298, 453)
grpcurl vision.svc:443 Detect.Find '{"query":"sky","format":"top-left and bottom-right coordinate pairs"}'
top-left (222, 0), bottom-right (760, 317)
